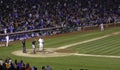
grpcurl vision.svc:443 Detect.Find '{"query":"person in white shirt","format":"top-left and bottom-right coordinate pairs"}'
top-left (38, 36), bottom-right (44, 52)
top-left (0, 57), bottom-right (3, 66)
top-left (6, 35), bottom-right (9, 47)
top-left (100, 23), bottom-right (104, 31)
top-left (4, 28), bottom-right (7, 35)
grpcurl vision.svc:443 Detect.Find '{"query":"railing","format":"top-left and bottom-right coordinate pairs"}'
top-left (0, 26), bottom-right (64, 36)
top-left (0, 22), bottom-right (120, 42)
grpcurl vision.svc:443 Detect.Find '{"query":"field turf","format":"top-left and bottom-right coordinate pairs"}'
top-left (0, 27), bottom-right (120, 70)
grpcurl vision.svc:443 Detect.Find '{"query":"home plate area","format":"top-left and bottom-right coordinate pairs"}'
top-left (12, 48), bottom-right (76, 57)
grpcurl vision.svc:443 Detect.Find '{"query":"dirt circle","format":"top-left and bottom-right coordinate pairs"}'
top-left (12, 48), bottom-right (76, 57)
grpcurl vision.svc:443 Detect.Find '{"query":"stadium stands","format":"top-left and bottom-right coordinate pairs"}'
top-left (0, 0), bottom-right (119, 33)
top-left (0, 57), bottom-right (53, 70)
top-left (0, 0), bottom-right (120, 41)
top-left (0, 0), bottom-right (119, 69)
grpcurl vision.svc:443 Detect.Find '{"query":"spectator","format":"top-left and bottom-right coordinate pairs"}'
top-left (32, 66), bottom-right (37, 70)
top-left (25, 63), bottom-right (31, 70)
top-left (0, 57), bottom-right (3, 70)
top-left (41, 66), bottom-right (46, 70)
top-left (0, 57), bottom-right (3, 66)
top-left (46, 65), bottom-right (52, 70)
top-left (13, 59), bottom-right (19, 70)
top-left (18, 60), bottom-right (25, 70)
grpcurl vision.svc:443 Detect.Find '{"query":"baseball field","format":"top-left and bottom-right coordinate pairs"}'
top-left (1, 27), bottom-right (120, 70)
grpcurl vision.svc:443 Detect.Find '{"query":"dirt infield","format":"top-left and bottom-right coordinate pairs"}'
top-left (12, 32), bottom-right (120, 58)
top-left (12, 48), bottom-right (76, 57)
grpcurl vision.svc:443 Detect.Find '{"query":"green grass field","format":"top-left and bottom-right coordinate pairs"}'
top-left (0, 27), bottom-right (120, 70)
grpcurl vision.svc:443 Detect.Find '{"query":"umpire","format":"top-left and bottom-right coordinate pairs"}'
top-left (22, 39), bottom-right (26, 53)
top-left (32, 40), bottom-right (36, 54)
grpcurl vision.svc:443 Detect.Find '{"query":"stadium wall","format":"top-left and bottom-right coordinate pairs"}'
top-left (0, 23), bottom-right (120, 47)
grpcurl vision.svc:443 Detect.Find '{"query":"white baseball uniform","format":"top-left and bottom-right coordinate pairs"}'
top-left (100, 23), bottom-right (104, 31)
top-left (6, 35), bottom-right (9, 47)
top-left (38, 38), bottom-right (44, 51)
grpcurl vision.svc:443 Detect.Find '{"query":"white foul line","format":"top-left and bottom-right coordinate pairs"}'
top-left (57, 35), bottom-right (110, 50)
top-left (56, 32), bottom-right (120, 58)
top-left (74, 53), bottom-right (120, 59)
top-left (57, 32), bottom-right (120, 49)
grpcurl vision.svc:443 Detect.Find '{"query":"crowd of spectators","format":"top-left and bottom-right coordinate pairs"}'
top-left (0, 57), bottom-right (52, 70)
top-left (0, 57), bottom-right (35, 70)
top-left (0, 57), bottom-right (89, 70)
top-left (0, 0), bottom-right (119, 69)
top-left (0, 0), bottom-right (120, 41)
top-left (0, 0), bottom-right (120, 34)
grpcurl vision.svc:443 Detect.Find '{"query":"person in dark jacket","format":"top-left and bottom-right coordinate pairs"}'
top-left (22, 39), bottom-right (26, 53)
top-left (32, 39), bottom-right (36, 54)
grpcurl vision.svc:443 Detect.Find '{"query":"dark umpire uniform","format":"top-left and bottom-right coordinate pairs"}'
top-left (22, 39), bottom-right (26, 53)
top-left (32, 40), bottom-right (36, 54)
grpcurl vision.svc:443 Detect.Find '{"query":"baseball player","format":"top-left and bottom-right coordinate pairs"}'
top-left (100, 23), bottom-right (104, 31)
top-left (6, 35), bottom-right (9, 47)
top-left (38, 36), bottom-right (44, 52)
